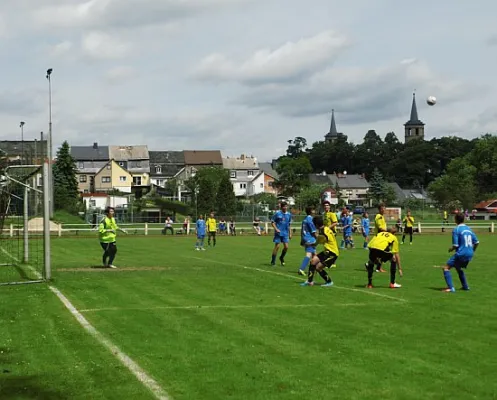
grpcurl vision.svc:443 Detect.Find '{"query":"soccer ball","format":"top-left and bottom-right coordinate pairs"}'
top-left (427, 96), bottom-right (437, 106)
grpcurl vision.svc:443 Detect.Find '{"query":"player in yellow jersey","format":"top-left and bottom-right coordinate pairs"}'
top-left (322, 201), bottom-right (338, 233)
top-left (401, 210), bottom-right (415, 245)
top-left (301, 216), bottom-right (338, 287)
top-left (374, 203), bottom-right (387, 233)
top-left (365, 228), bottom-right (403, 289)
top-left (206, 211), bottom-right (217, 247)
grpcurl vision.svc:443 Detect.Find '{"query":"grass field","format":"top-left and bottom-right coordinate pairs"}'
top-left (1, 233), bottom-right (497, 399)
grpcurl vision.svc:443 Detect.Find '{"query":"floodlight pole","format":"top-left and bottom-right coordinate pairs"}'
top-left (46, 68), bottom-right (54, 218)
top-left (23, 185), bottom-right (29, 263)
top-left (20, 121), bottom-right (25, 165)
top-left (42, 161), bottom-right (51, 280)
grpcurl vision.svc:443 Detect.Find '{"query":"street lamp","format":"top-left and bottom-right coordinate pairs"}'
top-left (46, 68), bottom-right (53, 218)
top-left (19, 121), bottom-right (25, 165)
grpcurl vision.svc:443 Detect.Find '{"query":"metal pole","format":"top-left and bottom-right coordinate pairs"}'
top-left (46, 69), bottom-right (54, 218)
top-left (20, 121), bottom-right (25, 165)
top-left (42, 161), bottom-right (51, 280)
top-left (23, 185), bottom-right (29, 263)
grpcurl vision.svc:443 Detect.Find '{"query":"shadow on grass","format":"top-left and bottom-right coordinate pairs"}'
top-left (0, 375), bottom-right (69, 399)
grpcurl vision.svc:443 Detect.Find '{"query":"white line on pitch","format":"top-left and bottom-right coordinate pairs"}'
top-left (79, 303), bottom-right (367, 313)
top-left (49, 286), bottom-right (171, 400)
top-left (189, 256), bottom-right (408, 303)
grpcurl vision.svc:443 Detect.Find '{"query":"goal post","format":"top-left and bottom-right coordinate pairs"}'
top-left (0, 161), bottom-right (51, 286)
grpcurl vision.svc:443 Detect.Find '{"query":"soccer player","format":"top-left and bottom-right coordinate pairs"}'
top-left (340, 209), bottom-right (354, 249)
top-left (229, 218), bottom-right (236, 236)
top-left (253, 217), bottom-right (262, 236)
top-left (195, 214), bottom-right (206, 250)
top-left (300, 216), bottom-right (337, 287)
top-left (441, 213), bottom-right (479, 292)
top-left (298, 206), bottom-right (317, 276)
top-left (375, 203), bottom-right (387, 233)
top-left (98, 206), bottom-right (127, 268)
top-left (206, 211), bottom-right (217, 247)
top-left (270, 202), bottom-right (292, 266)
top-left (361, 212), bottom-right (370, 249)
top-left (323, 201), bottom-right (338, 233)
top-left (401, 210), bottom-right (415, 245)
top-left (365, 227), bottom-right (403, 288)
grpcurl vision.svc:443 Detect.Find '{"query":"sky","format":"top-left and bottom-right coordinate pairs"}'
top-left (0, 0), bottom-right (496, 161)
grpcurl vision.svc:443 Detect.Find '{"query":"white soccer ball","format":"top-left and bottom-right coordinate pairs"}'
top-left (427, 96), bottom-right (437, 106)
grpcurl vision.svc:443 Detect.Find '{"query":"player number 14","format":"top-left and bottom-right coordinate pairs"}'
top-left (464, 235), bottom-right (473, 247)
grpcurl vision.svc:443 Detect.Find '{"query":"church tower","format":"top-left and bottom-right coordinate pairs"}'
top-left (404, 93), bottom-right (425, 143)
top-left (325, 109), bottom-right (342, 143)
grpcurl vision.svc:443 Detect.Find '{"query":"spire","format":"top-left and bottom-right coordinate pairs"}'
top-left (329, 109), bottom-right (338, 136)
top-left (405, 92), bottom-right (424, 126)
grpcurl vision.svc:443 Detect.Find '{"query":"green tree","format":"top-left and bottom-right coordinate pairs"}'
top-left (253, 193), bottom-right (278, 210)
top-left (274, 156), bottom-right (312, 196)
top-left (286, 137), bottom-right (307, 158)
top-left (466, 134), bottom-right (497, 196)
top-left (428, 158), bottom-right (477, 209)
top-left (216, 171), bottom-right (237, 216)
top-left (368, 168), bottom-right (386, 205)
top-left (164, 178), bottom-right (178, 196)
top-left (296, 184), bottom-right (327, 209)
top-left (53, 141), bottom-right (79, 212)
top-left (185, 167), bottom-right (227, 216)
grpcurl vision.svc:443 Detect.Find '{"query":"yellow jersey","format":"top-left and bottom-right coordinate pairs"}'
top-left (403, 216), bottom-right (414, 228)
top-left (323, 211), bottom-right (338, 231)
top-left (444, 211), bottom-right (448, 220)
top-left (206, 217), bottom-right (217, 232)
top-left (368, 231), bottom-right (399, 254)
top-left (316, 226), bottom-right (339, 256)
top-left (375, 213), bottom-right (386, 232)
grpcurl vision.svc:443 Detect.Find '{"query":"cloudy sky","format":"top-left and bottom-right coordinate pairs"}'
top-left (0, 0), bottom-right (496, 161)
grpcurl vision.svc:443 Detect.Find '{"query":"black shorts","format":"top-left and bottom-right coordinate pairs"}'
top-left (404, 226), bottom-right (413, 234)
top-left (369, 248), bottom-right (393, 264)
top-left (317, 250), bottom-right (338, 268)
top-left (208, 231), bottom-right (216, 237)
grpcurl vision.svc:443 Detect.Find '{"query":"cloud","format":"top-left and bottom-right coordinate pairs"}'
top-left (104, 66), bottom-right (137, 84)
top-left (32, 0), bottom-right (253, 30)
top-left (48, 40), bottom-right (73, 57)
top-left (0, 89), bottom-right (45, 116)
top-left (487, 34), bottom-right (497, 46)
top-left (192, 30), bottom-right (350, 85)
top-left (81, 31), bottom-right (131, 59)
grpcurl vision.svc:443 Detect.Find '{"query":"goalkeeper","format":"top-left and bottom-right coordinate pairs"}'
top-left (98, 207), bottom-right (127, 268)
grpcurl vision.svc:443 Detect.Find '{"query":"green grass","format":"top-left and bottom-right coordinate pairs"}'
top-left (1, 234), bottom-right (497, 399)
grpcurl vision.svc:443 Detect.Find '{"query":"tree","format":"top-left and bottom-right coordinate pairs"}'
top-left (185, 167), bottom-right (227, 217)
top-left (253, 193), bottom-right (278, 210)
top-left (428, 158), bottom-right (477, 209)
top-left (286, 137), bottom-right (307, 158)
top-left (53, 141), bottom-right (79, 212)
top-left (164, 178), bottom-right (178, 196)
top-left (466, 134), bottom-right (497, 196)
top-left (296, 184), bottom-right (327, 209)
top-left (274, 156), bottom-right (312, 197)
top-left (216, 171), bottom-right (237, 216)
top-left (367, 168), bottom-right (396, 205)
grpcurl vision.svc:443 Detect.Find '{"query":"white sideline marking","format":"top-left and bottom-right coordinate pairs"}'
top-left (1, 248), bottom-right (171, 400)
top-left (190, 256), bottom-right (407, 303)
top-left (49, 286), bottom-right (171, 400)
top-left (79, 303), bottom-right (366, 313)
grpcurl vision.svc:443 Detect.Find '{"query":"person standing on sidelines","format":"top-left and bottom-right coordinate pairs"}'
top-left (440, 213), bottom-right (479, 292)
top-left (270, 202), bottom-right (292, 266)
top-left (206, 211), bottom-right (217, 247)
top-left (98, 206), bottom-right (127, 268)
top-left (401, 210), bottom-right (415, 245)
top-left (297, 206), bottom-right (317, 276)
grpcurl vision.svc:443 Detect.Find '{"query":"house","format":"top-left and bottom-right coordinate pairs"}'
top-left (474, 199), bottom-right (497, 213)
top-left (258, 162), bottom-right (279, 195)
top-left (310, 172), bottom-right (370, 206)
top-left (109, 145), bottom-right (150, 187)
top-left (0, 138), bottom-right (47, 165)
top-left (81, 193), bottom-right (129, 210)
top-left (94, 160), bottom-right (132, 193)
top-left (223, 154), bottom-right (259, 197)
top-left (149, 151), bottom-right (185, 187)
top-left (71, 143), bottom-right (110, 193)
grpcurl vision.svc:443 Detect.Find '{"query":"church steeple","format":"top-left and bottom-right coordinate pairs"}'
top-left (404, 92), bottom-right (425, 143)
top-left (325, 109), bottom-right (342, 143)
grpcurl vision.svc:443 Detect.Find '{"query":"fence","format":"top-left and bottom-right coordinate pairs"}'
top-left (3, 220), bottom-right (496, 237)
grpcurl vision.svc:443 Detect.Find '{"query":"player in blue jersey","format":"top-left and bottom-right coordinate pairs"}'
top-left (340, 209), bottom-right (354, 249)
top-left (297, 206), bottom-right (317, 275)
top-left (270, 202), bottom-right (292, 266)
top-left (441, 213), bottom-right (479, 292)
top-left (195, 215), bottom-right (206, 251)
top-left (361, 212), bottom-right (370, 249)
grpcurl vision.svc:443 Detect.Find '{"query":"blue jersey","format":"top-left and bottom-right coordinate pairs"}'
top-left (301, 215), bottom-right (317, 244)
top-left (196, 219), bottom-right (206, 235)
top-left (452, 224), bottom-right (479, 259)
top-left (341, 215), bottom-right (352, 233)
top-left (362, 217), bottom-right (370, 235)
top-left (271, 210), bottom-right (292, 235)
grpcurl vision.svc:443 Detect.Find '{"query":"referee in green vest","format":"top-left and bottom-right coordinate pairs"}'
top-left (99, 206), bottom-right (127, 268)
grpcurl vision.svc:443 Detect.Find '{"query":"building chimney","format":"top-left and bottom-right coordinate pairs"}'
top-left (40, 131), bottom-right (44, 142)
top-left (240, 154), bottom-right (245, 160)
top-left (93, 142), bottom-right (98, 149)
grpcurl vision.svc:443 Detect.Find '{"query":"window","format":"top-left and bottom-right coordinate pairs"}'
top-left (135, 161), bottom-right (141, 168)
top-left (120, 176), bottom-right (127, 182)
top-left (268, 181), bottom-right (273, 187)
top-left (89, 200), bottom-right (96, 207)
top-left (78, 162), bottom-right (84, 169)
top-left (230, 171), bottom-right (236, 179)
top-left (106, 164), bottom-right (111, 170)
top-left (248, 170), bottom-right (254, 176)
top-left (101, 177), bottom-right (111, 183)
top-left (239, 183), bottom-right (246, 189)
top-left (133, 176), bottom-right (142, 186)
top-left (155, 166), bottom-right (162, 174)
top-left (79, 175), bottom-right (87, 183)
top-left (157, 179), bottom-right (164, 186)
top-left (118, 161), bottom-right (127, 169)
top-left (260, 183), bottom-right (264, 188)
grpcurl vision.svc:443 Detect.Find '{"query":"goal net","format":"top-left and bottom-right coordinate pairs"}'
top-left (0, 164), bottom-right (50, 286)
